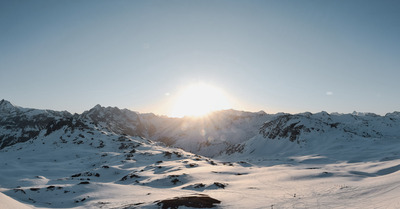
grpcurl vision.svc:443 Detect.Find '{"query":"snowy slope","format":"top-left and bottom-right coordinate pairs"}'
top-left (0, 99), bottom-right (71, 149)
top-left (0, 117), bottom-right (229, 208)
top-left (1, 100), bottom-right (400, 208)
top-left (0, 192), bottom-right (33, 209)
top-left (221, 111), bottom-right (400, 163)
top-left (2, 127), bottom-right (400, 208)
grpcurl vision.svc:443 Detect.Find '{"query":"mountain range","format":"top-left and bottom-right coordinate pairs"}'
top-left (1, 99), bottom-right (400, 208)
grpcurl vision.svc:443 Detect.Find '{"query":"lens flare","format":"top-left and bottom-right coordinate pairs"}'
top-left (170, 83), bottom-right (231, 117)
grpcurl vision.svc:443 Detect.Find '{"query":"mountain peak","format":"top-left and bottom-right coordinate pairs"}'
top-left (0, 99), bottom-right (13, 106)
top-left (81, 104), bottom-right (127, 121)
top-left (93, 104), bottom-right (103, 110)
top-left (0, 99), bottom-right (17, 113)
top-left (83, 104), bottom-right (106, 114)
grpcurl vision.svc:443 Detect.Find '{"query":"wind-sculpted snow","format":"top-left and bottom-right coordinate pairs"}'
top-left (0, 119), bottom-right (231, 208)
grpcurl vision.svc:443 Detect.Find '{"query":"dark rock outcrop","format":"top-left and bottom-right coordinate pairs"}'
top-left (156, 194), bottom-right (221, 209)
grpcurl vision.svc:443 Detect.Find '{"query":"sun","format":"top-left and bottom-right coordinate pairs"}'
top-left (170, 83), bottom-right (231, 117)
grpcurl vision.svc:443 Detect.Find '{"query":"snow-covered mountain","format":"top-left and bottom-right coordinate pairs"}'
top-left (2, 99), bottom-right (400, 158)
top-left (0, 100), bottom-right (230, 208)
top-left (0, 100), bottom-right (272, 157)
top-left (1, 99), bottom-right (400, 208)
top-left (223, 111), bottom-right (400, 162)
top-left (0, 100), bottom-right (72, 149)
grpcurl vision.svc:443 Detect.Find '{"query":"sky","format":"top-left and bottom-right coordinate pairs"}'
top-left (1, 0), bottom-right (399, 116)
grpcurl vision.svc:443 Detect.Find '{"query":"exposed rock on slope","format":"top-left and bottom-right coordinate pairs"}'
top-left (0, 100), bottom-right (72, 149)
top-left (223, 111), bottom-right (400, 162)
top-left (80, 105), bottom-right (146, 137)
top-left (0, 100), bottom-right (272, 157)
top-left (1, 99), bottom-right (400, 159)
top-left (259, 111), bottom-right (400, 143)
top-left (2, 100), bottom-right (400, 208)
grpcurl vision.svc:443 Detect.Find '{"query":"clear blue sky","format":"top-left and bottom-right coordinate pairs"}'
top-left (1, 0), bottom-right (399, 115)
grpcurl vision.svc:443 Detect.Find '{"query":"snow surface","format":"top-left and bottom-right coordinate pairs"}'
top-left (1, 100), bottom-right (400, 208)
top-left (0, 192), bottom-right (33, 209)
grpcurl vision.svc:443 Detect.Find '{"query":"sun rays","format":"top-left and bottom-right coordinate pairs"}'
top-left (170, 83), bottom-right (232, 118)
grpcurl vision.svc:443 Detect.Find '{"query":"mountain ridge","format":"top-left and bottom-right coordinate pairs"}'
top-left (1, 99), bottom-right (400, 157)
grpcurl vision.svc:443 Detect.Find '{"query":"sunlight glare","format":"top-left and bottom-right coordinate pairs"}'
top-left (170, 83), bottom-right (231, 117)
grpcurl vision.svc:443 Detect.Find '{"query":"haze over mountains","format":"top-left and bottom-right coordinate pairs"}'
top-left (1, 99), bottom-right (400, 208)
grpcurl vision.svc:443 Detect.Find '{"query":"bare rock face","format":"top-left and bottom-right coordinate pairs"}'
top-left (80, 105), bottom-right (146, 137)
top-left (259, 114), bottom-right (307, 142)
